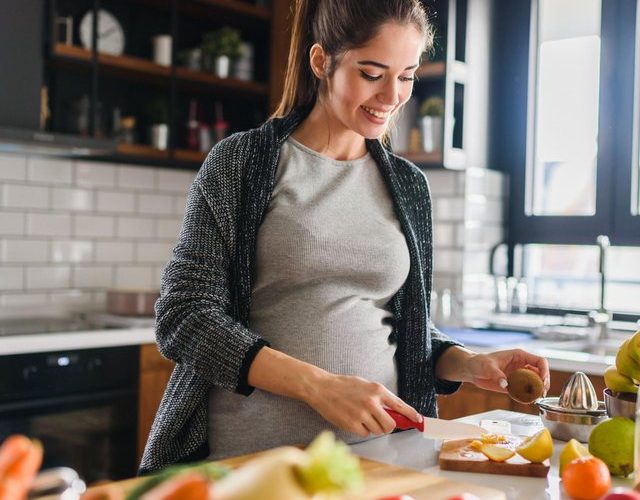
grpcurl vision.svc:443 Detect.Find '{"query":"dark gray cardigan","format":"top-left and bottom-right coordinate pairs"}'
top-left (139, 107), bottom-right (462, 474)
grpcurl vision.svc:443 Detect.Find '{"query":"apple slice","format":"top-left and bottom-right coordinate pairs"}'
top-left (480, 444), bottom-right (515, 462)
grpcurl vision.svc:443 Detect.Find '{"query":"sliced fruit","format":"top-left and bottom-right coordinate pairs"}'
top-left (479, 444), bottom-right (515, 462)
top-left (515, 428), bottom-right (552, 463)
top-left (469, 440), bottom-right (483, 451)
top-left (479, 433), bottom-right (507, 444)
top-left (559, 439), bottom-right (590, 475)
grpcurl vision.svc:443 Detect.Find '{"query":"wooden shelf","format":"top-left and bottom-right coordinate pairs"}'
top-left (398, 151), bottom-right (443, 166)
top-left (52, 43), bottom-right (269, 97)
top-left (173, 149), bottom-right (208, 163)
top-left (416, 61), bottom-right (446, 80)
top-left (175, 66), bottom-right (268, 96)
top-left (191, 0), bottom-right (271, 20)
top-left (117, 143), bottom-right (171, 160)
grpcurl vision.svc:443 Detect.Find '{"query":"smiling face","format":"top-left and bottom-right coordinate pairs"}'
top-left (315, 22), bottom-right (424, 140)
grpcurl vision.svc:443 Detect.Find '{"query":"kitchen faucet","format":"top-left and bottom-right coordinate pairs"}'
top-left (589, 235), bottom-right (610, 340)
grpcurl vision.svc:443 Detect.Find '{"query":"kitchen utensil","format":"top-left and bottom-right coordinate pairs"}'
top-left (385, 409), bottom-right (485, 440)
top-left (534, 371), bottom-right (607, 441)
top-left (604, 388), bottom-right (636, 420)
top-left (106, 289), bottom-right (159, 317)
top-left (438, 438), bottom-right (549, 477)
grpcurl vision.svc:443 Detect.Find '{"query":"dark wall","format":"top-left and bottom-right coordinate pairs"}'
top-left (0, 0), bottom-right (43, 129)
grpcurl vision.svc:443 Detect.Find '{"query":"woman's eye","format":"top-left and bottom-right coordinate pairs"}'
top-left (359, 71), bottom-right (382, 81)
top-left (399, 75), bottom-right (417, 82)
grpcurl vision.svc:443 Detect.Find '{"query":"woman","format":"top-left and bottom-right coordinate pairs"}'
top-left (140, 0), bottom-right (550, 474)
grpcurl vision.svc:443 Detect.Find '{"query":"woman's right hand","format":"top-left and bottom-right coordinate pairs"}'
top-left (303, 373), bottom-right (422, 438)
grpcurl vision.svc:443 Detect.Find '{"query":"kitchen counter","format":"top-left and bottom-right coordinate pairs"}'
top-left (0, 327), bottom-right (155, 355)
top-left (0, 324), bottom-right (618, 376)
top-left (350, 409), bottom-right (634, 499)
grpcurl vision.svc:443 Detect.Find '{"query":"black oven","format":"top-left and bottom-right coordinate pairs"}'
top-left (0, 346), bottom-right (139, 483)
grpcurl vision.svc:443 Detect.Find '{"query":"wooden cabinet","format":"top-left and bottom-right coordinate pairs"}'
top-left (437, 370), bottom-right (606, 420)
top-left (138, 343), bottom-right (175, 463)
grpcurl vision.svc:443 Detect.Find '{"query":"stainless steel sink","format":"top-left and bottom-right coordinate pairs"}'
top-left (542, 337), bottom-right (625, 358)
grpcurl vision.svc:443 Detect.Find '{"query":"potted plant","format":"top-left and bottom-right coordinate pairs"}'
top-left (202, 27), bottom-right (242, 78)
top-left (418, 96), bottom-right (444, 153)
top-left (147, 99), bottom-right (169, 150)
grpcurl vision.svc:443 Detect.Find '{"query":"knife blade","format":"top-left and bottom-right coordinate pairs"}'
top-left (385, 409), bottom-right (485, 440)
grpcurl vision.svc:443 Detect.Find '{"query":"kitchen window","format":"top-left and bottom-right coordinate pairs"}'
top-left (499, 0), bottom-right (640, 317)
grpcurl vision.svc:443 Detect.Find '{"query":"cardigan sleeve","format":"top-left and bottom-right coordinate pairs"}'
top-left (429, 320), bottom-right (464, 395)
top-left (154, 165), bottom-right (269, 396)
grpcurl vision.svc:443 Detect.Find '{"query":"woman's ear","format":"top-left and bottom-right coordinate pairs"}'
top-left (309, 43), bottom-right (328, 79)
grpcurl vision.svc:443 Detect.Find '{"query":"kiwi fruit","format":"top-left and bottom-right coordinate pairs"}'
top-left (507, 368), bottom-right (544, 404)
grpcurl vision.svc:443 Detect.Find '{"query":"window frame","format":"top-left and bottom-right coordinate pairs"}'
top-left (508, 0), bottom-right (639, 247)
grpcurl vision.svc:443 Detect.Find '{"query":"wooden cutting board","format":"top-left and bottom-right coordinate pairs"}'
top-left (83, 453), bottom-right (506, 500)
top-left (439, 438), bottom-right (550, 477)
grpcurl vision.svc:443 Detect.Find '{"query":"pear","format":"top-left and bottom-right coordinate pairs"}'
top-left (589, 417), bottom-right (635, 477)
top-left (604, 365), bottom-right (638, 394)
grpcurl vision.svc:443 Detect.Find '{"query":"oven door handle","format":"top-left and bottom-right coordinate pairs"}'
top-left (0, 388), bottom-right (137, 414)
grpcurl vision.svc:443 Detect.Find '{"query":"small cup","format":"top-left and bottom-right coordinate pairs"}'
top-left (152, 35), bottom-right (172, 66)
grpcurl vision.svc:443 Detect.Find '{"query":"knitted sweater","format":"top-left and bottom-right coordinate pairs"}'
top-left (139, 106), bottom-right (462, 474)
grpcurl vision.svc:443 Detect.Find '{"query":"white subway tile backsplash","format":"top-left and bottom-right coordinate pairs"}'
top-left (434, 197), bottom-right (465, 221)
top-left (115, 266), bottom-right (154, 288)
top-left (51, 240), bottom-right (93, 263)
top-left (463, 250), bottom-right (492, 275)
top-left (1, 239), bottom-right (48, 262)
top-left (117, 217), bottom-right (154, 239)
top-left (1, 293), bottom-right (49, 308)
top-left (0, 212), bottom-right (24, 235)
top-left (138, 193), bottom-right (174, 215)
top-left (158, 170), bottom-right (195, 194)
top-left (433, 248), bottom-right (464, 273)
top-left (0, 267), bottom-right (23, 290)
top-left (27, 213), bottom-right (72, 237)
top-left (173, 195), bottom-right (188, 216)
top-left (73, 265), bottom-right (113, 288)
top-left (27, 157), bottom-right (73, 184)
top-left (49, 289), bottom-right (96, 309)
top-left (433, 223), bottom-right (457, 248)
top-left (52, 187), bottom-right (94, 211)
top-left (26, 265), bottom-right (71, 289)
top-left (136, 242), bottom-right (173, 263)
top-left (96, 241), bottom-right (134, 262)
top-left (118, 165), bottom-right (156, 191)
top-left (1, 184), bottom-right (49, 209)
top-left (425, 170), bottom-right (458, 196)
top-left (155, 218), bottom-right (182, 239)
top-left (76, 162), bottom-right (116, 187)
top-left (0, 153), bottom-right (27, 181)
top-left (74, 215), bottom-right (115, 238)
top-left (96, 190), bottom-right (135, 213)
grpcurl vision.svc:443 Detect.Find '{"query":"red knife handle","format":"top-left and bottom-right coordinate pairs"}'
top-left (385, 409), bottom-right (424, 432)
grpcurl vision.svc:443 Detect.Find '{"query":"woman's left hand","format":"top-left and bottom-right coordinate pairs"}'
top-left (465, 349), bottom-right (550, 395)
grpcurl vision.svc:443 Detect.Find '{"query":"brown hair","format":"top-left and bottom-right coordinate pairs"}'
top-left (273, 0), bottom-right (433, 118)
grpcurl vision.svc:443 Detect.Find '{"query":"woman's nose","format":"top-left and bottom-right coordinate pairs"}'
top-left (377, 79), bottom-right (400, 107)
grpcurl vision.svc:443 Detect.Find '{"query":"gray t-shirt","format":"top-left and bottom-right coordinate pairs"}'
top-left (208, 137), bottom-right (411, 459)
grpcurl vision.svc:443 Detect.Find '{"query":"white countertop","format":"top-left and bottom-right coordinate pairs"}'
top-left (0, 327), bottom-right (156, 355)
top-left (0, 325), bottom-right (616, 377)
top-left (350, 409), bottom-right (634, 499)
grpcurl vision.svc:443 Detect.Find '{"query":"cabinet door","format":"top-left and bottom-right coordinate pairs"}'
top-left (138, 344), bottom-right (175, 463)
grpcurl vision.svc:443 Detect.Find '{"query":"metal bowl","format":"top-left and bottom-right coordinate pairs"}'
top-left (603, 388), bottom-right (636, 420)
top-left (535, 397), bottom-right (608, 442)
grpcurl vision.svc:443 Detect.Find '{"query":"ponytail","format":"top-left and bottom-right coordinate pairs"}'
top-left (272, 0), bottom-right (319, 117)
